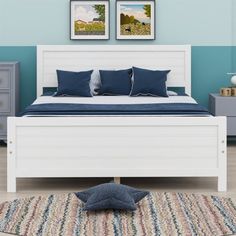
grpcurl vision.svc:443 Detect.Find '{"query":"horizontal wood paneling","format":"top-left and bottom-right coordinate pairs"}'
top-left (15, 125), bottom-right (218, 172)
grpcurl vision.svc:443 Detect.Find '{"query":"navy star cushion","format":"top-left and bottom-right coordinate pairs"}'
top-left (75, 183), bottom-right (149, 211)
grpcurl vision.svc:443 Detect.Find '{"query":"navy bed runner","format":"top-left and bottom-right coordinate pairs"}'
top-left (20, 103), bottom-right (210, 116)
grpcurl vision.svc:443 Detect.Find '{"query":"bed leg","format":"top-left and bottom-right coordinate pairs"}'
top-left (218, 174), bottom-right (227, 192)
top-left (7, 120), bottom-right (16, 192)
top-left (7, 150), bottom-right (16, 192)
top-left (7, 166), bottom-right (16, 193)
top-left (218, 153), bottom-right (227, 192)
top-left (217, 117), bottom-right (227, 192)
top-left (114, 177), bottom-right (121, 184)
top-left (7, 176), bottom-right (16, 193)
top-left (7, 151), bottom-right (16, 193)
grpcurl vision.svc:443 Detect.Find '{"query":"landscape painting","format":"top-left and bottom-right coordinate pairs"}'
top-left (116, 1), bottom-right (155, 40)
top-left (70, 0), bottom-right (109, 40)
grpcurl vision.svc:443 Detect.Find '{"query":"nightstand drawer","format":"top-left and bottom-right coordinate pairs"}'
top-left (213, 97), bottom-right (236, 116)
top-left (0, 92), bottom-right (11, 113)
top-left (0, 69), bottom-right (11, 89)
top-left (227, 117), bottom-right (236, 136)
top-left (0, 116), bottom-right (7, 135)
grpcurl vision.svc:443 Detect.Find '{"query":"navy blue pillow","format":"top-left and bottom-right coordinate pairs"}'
top-left (130, 67), bottom-right (171, 97)
top-left (55, 70), bottom-right (93, 97)
top-left (97, 69), bottom-right (132, 95)
top-left (75, 183), bottom-right (149, 211)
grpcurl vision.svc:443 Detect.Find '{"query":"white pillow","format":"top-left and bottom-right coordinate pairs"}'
top-left (167, 90), bottom-right (178, 96)
top-left (90, 70), bottom-right (101, 95)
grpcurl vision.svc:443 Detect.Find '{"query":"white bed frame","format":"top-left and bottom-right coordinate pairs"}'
top-left (7, 45), bottom-right (227, 192)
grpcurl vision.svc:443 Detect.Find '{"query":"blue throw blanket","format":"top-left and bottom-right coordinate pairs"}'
top-left (20, 103), bottom-right (210, 116)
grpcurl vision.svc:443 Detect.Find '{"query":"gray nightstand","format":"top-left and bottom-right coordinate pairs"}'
top-left (209, 93), bottom-right (236, 136)
top-left (0, 62), bottom-right (20, 141)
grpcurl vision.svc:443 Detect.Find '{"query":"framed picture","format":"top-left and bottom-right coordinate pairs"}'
top-left (70, 0), bottom-right (110, 40)
top-left (116, 0), bottom-right (155, 40)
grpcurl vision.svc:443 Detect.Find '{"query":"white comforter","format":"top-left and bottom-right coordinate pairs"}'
top-left (33, 95), bottom-right (197, 105)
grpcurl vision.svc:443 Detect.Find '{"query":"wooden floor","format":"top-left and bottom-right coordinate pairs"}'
top-left (0, 142), bottom-right (236, 235)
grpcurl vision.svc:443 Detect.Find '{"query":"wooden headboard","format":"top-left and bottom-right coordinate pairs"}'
top-left (37, 45), bottom-right (191, 97)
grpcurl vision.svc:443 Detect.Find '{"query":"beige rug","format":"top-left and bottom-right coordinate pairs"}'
top-left (0, 192), bottom-right (236, 236)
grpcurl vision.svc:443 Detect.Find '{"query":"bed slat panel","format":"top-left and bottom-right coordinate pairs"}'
top-left (15, 125), bottom-right (218, 174)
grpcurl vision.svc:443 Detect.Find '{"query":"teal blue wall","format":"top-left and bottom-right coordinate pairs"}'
top-left (192, 47), bottom-right (232, 106)
top-left (233, 47), bottom-right (236, 72)
top-left (0, 46), bottom-right (232, 110)
top-left (0, 47), bottom-right (36, 110)
top-left (0, 0), bottom-right (233, 46)
top-left (0, 0), bottom-right (235, 111)
top-left (233, 0), bottom-right (236, 46)
top-left (233, 1), bottom-right (236, 71)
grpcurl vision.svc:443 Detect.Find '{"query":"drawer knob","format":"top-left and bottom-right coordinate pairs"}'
top-left (222, 140), bottom-right (225, 144)
top-left (222, 150), bottom-right (225, 154)
top-left (9, 141), bottom-right (12, 144)
top-left (9, 151), bottom-right (12, 154)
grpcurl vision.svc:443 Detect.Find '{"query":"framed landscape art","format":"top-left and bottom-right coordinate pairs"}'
top-left (70, 0), bottom-right (109, 40)
top-left (116, 0), bottom-right (155, 40)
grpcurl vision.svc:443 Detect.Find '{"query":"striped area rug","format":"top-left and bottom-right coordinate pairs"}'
top-left (0, 192), bottom-right (236, 236)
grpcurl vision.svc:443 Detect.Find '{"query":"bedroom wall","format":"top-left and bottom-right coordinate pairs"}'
top-left (233, 0), bottom-right (236, 72)
top-left (0, 0), bottom-right (234, 110)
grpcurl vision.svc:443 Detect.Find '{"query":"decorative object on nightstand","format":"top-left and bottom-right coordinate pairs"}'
top-left (222, 73), bottom-right (236, 96)
top-left (209, 93), bottom-right (236, 136)
top-left (231, 87), bottom-right (236, 96)
top-left (0, 62), bottom-right (20, 141)
top-left (220, 87), bottom-right (231, 96)
top-left (228, 73), bottom-right (236, 86)
top-left (229, 73), bottom-right (236, 96)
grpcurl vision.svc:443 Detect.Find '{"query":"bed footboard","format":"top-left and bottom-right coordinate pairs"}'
top-left (7, 116), bottom-right (227, 192)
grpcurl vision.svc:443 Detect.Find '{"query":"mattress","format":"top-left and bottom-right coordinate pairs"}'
top-left (21, 94), bottom-right (210, 117)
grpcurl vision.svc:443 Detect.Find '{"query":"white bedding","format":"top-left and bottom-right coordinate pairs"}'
top-left (24, 95), bottom-right (209, 117)
top-left (33, 95), bottom-right (197, 105)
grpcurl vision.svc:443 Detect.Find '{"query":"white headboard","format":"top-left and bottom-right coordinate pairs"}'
top-left (37, 45), bottom-right (191, 97)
